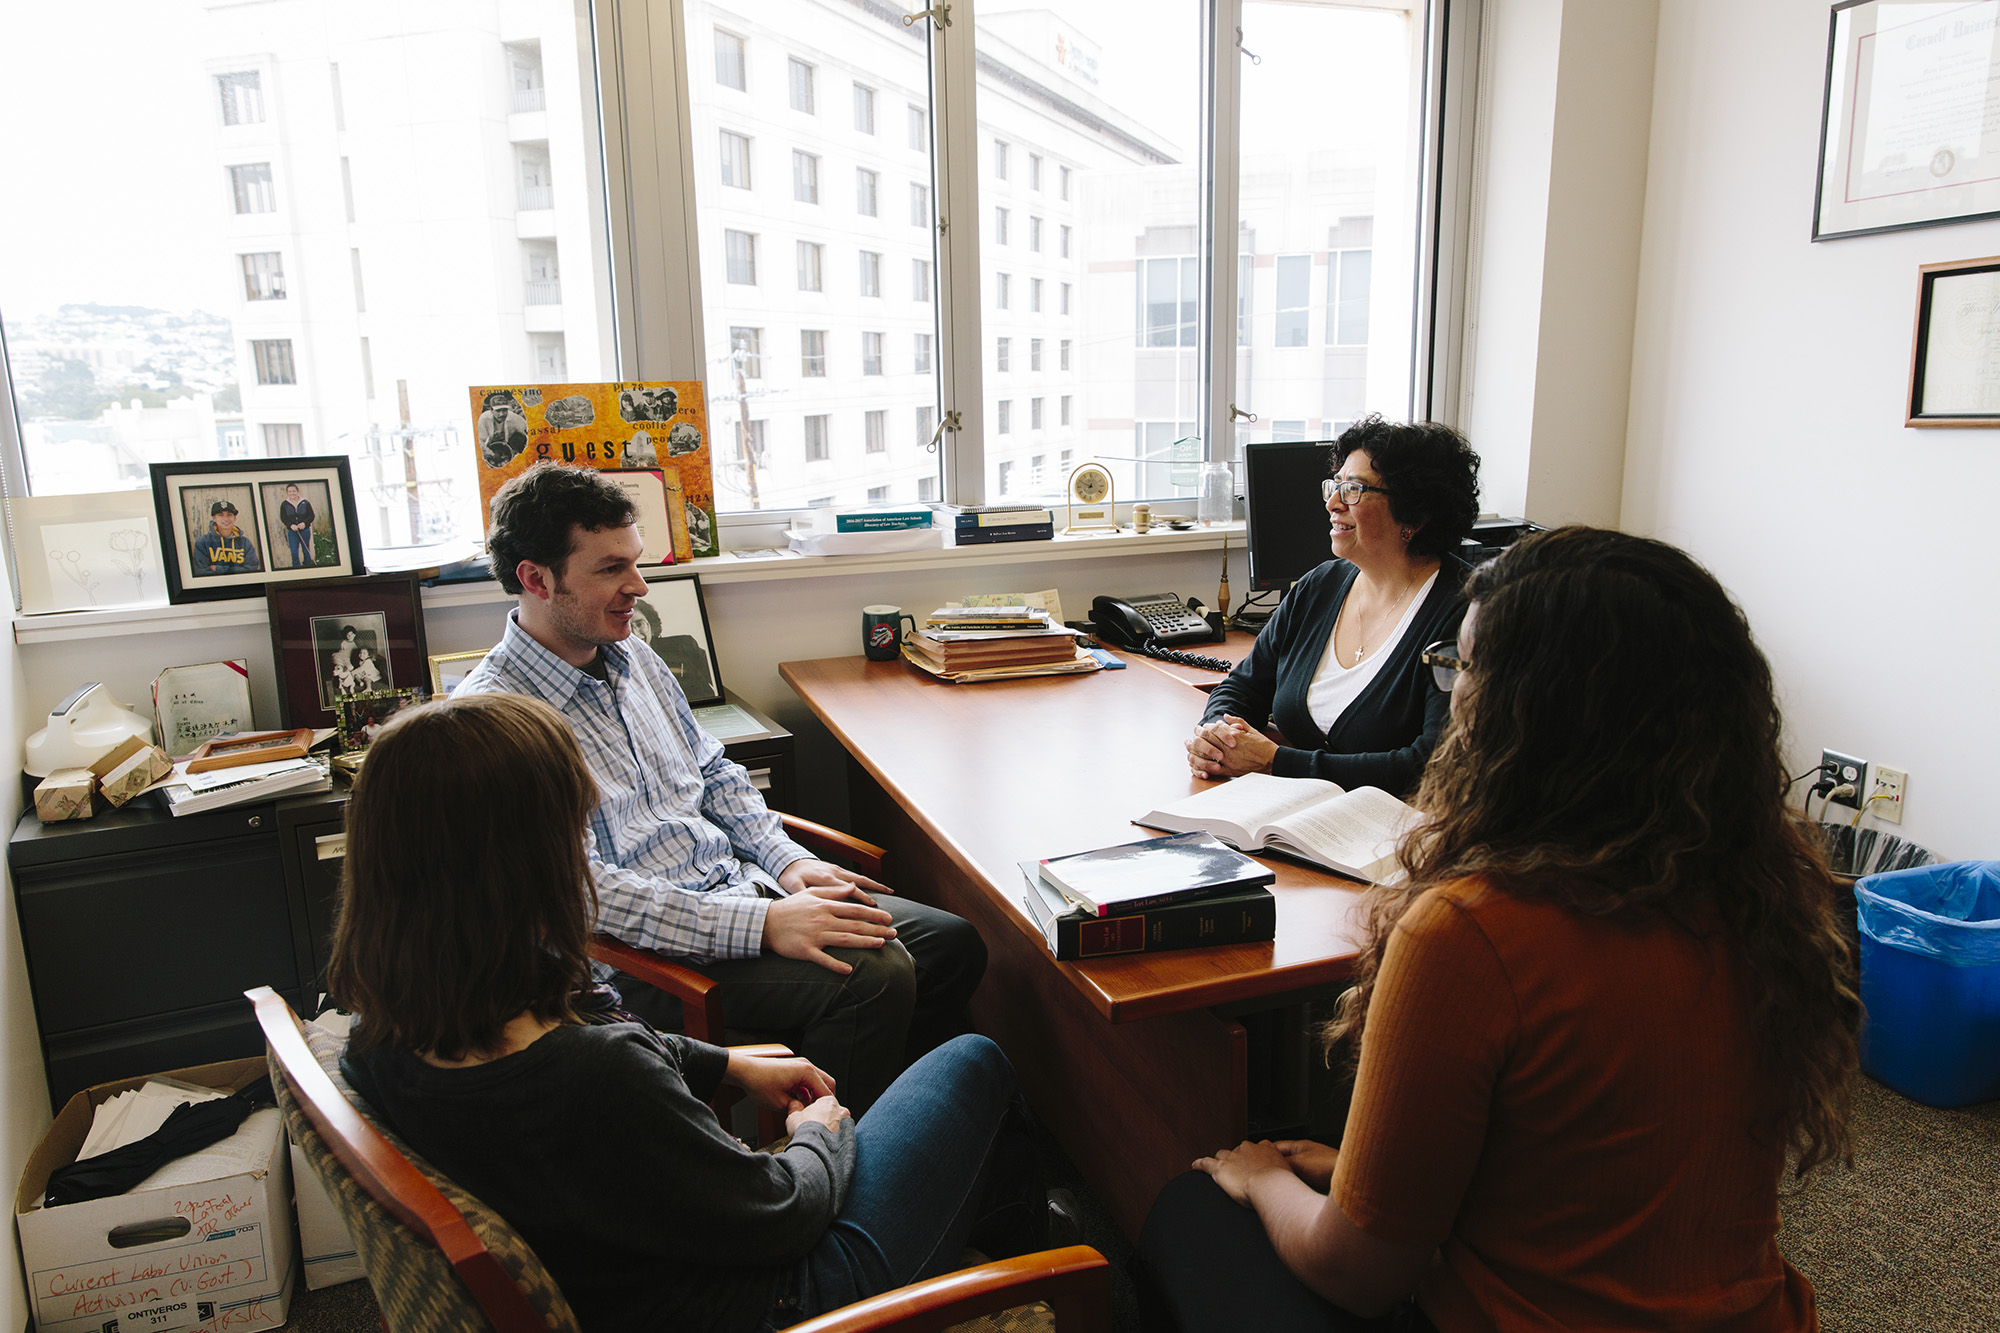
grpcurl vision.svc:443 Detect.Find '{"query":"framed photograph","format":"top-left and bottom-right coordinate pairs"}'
top-left (1907, 255), bottom-right (2000, 425)
top-left (429, 650), bottom-right (491, 697)
top-left (633, 571), bottom-right (723, 707)
top-left (10, 492), bottom-right (168, 614)
top-left (1815, 0), bottom-right (2000, 241)
top-left (150, 457), bottom-right (365, 604)
top-left (186, 729), bottom-right (312, 774)
top-left (336, 689), bottom-right (424, 753)
top-left (152, 660), bottom-right (254, 757)
top-left (267, 573), bottom-right (429, 731)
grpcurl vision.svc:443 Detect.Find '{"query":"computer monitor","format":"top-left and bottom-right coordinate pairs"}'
top-left (1242, 439), bottom-right (1337, 592)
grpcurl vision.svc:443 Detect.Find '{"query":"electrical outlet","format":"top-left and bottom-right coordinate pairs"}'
top-left (1821, 749), bottom-right (1867, 810)
top-left (1872, 765), bottom-right (1907, 824)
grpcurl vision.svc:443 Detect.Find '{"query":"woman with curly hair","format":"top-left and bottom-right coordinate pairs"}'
top-left (1188, 416), bottom-right (1481, 796)
top-left (1145, 526), bottom-right (1859, 1332)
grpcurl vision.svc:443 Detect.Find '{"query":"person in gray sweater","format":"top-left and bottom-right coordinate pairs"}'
top-left (331, 692), bottom-right (1047, 1332)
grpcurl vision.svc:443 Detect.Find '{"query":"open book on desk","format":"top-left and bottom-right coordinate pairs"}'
top-left (1136, 772), bottom-right (1422, 883)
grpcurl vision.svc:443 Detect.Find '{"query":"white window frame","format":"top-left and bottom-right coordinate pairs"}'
top-left (511, 0), bottom-right (1478, 521)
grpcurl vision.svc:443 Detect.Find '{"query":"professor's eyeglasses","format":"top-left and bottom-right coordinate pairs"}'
top-left (1321, 477), bottom-right (1393, 506)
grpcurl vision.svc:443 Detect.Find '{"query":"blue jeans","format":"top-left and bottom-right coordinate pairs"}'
top-left (781, 1035), bottom-right (1043, 1323)
top-left (286, 527), bottom-right (311, 567)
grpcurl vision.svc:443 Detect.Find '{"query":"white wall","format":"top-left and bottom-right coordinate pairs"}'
top-left (1, 631), bottom-right (41, 1331)
top-left (1624, 0), bottom-right (2000, 859)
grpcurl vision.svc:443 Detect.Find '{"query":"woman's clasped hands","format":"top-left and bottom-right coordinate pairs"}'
top-left (1186, 714), bottom-right (1280, 779)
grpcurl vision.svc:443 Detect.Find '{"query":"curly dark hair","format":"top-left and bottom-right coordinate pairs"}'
top-left (330, 693), bottom-right (599, 1060)
top-left (1326, 526), bottom-right (1858, 1177)
top-left (486, 462), bottom-right (638, 595)
top-left (1331, 415), bottom-right (1481, 559)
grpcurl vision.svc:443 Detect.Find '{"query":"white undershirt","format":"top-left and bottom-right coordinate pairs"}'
top-left (1305, 570), bottom-right (1439, 737)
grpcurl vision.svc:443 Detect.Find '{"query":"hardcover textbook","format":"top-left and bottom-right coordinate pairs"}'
top-left (1017, 861), bottom-right (1276, 960)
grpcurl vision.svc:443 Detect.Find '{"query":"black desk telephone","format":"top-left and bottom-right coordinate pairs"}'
top-left (1091, 594), bottom-right (1216, 649)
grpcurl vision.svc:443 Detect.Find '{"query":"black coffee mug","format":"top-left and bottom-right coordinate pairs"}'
top-left (862, 604), bottom-right (916, 661)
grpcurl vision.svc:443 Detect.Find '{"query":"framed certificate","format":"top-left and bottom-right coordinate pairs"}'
top-left (1907, 254), bottom-right (2000, 424)
top-left (1816, 0), bottom-right (2000, 240)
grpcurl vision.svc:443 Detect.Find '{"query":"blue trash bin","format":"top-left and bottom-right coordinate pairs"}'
top-left (1855, 861), bottom-right (2000, 1108)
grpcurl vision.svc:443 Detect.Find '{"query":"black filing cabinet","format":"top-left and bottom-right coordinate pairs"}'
top-left (9, 789), bottom-right (346, 1111)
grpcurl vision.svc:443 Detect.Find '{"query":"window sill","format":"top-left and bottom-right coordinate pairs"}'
top-left (12, 523), bottom-right (1242, 644)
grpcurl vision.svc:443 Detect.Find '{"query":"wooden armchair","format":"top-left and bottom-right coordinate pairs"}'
top-left (249, 987), bottom-right (1110, 1333)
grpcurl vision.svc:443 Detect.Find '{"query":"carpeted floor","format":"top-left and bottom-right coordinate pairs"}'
top-left (1778, 1075), bottom-right (2000, 1332)
top-left (284, 1075), bottom-right (1996, 1332)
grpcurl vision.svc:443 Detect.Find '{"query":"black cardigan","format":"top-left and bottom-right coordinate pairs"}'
top-left (1202, 560), bottom-right (1467, 796)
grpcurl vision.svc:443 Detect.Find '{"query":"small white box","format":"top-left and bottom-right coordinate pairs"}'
top-left (15, 1058), bottom-right (297, 1333)
top-left (290, 1142), bottom-right (366, 1290)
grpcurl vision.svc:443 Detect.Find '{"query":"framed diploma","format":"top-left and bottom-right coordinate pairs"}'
top-left (1908, 255), bottom-right (2000, 424)
top-left (1816, 0), bottom-right (2000, 240)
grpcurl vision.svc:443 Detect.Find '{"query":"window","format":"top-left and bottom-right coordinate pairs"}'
top-left (865, 409), bottom-right (886, 451)
top-left (359, 337), bottom-right (375, 398)
top-left (996, 337), bottom-right (1010, 372)
top-left (1059, 281), bottom-right (1070, 315)
top-left (789, 57), bottom-right (815, 113)
top-left (916, 404), bottom-right (935, 445)
top-left (801, 329), bottom-right (827, 376)
top-left (719, 130), bottom-right (751, 188)
top-left (1238, 253), bottom-right (1253, 346)
top-left (240, 252), bottom-right (285, 302)
top-left (742, 419), bottom-right (768, 463)
top-left (1060, 339), bottom-right (1072, 370)
top-left (532, 332), bottom-right (567, 379)
top-left (216, 71), bottom-right (263, 126)
top-left (853, 83), bottom-right (875, 133)
top-left (867, 484), bottom-right (890, 501)
top-left (910, 183), bottom-right (928, 227)
top-left (715, 30), bottom-right (746, 90)
top-left (994, 139), bottom-right (1009, 179)
top-left (1030, 454), bottom-right (1044, 485)
top-left (908, 103), bottom-right (926, 150)
top-left (793, 150), bottom-right (819, 203)
top-left (517, 146), bottom-right (554, 209)
top-left (1331, 249), bottom-right (1372, 345)
top-left (1030, 278), bottom-right (1042, 312)
top-left (998, 460), bottom-right (1014, 493)
top-left (1060, 448), bottom-right (1073, 471)
top-left (1276, 254), bottom-right (1310, 346)
top-left (1059, 164), bottom-right (1071, 199)
top-left (329, 62), bottom-right (345, 128)
top-left (1060, 224), bottom-right (1071, 258)
top-left (508, 43), bottom-right (544, 112)
top-left (914, 333), bottom-right (933, 373)
top-left (725, 230), bottom-right (757, 284)
top-left (859, 250), bottom-right (881, 297)
top-left (804, 413), bottom-right (829, 460)
top-left (998, 400), bottom-right (1012, 433)
top-left (1271, 420), bottom-right (1308, 441)
top-left (917, 474), bottom-right (937, 501)
top-left (996, 273), bottom-right (1010, 309)
top-left (1031, 397), bottom-right (1043, 429)
top-left (262, 423), bottom-right (304, 455)
top-left (229, 162), bottom-right (275, 214)
top-left (1029, 217), bottom-right (1041, 251)
top-left (862, 331), bottom-right (884, 374)
top-left (995, 206), bottom-right (1009, 245)
top-left (340, 157), bottom-right (355, 221)
top-left (796, 240), bottom-right (822, 291)
top-left (1060, 395), bottom-right (1072, 425)
top-left (1029, 153), bottom-right (1042, 190)
top-left (729, 326), bottom-right (763, 378)
top-left (1030, 338), bottom-right (1042, 371)
top-left (523, 241), bottom-right (561, 303)
top-left (251, 339), bottom-right (296, 385)
top-left (350, 248), bottom-right (365, 311)
top-left (856, 168), bottom-right (878, 216)
top-left (912, 258), bottom-right (931, 301)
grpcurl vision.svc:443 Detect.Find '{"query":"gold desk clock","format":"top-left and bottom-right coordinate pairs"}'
top-left (1065, 461), bottom-right (1119, 533)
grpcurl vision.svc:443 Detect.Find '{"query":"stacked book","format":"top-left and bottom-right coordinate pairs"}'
top-left (903, 606), bottom-right (1099, 682)
top-left (932, 504), bottom-right (1055, 546)
top-left (1018, 831), bottom-right (1278, 960)
top-left (154, 753), bottom-right (332, 816)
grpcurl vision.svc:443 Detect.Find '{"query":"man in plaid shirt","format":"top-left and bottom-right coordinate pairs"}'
top-left (459, 464), bottom-right (985, 1113)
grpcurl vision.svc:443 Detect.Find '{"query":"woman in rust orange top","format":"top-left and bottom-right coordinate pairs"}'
top-left (1140, 526), bottom-right (1860, 1333)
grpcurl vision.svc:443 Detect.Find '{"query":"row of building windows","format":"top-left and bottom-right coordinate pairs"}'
top-left (992, 337), bottom-right (1073, 373)
top-left (993, 450), bottom-right (1075, 498)
top-left (727, 326), bottom-right (936, 378)
top-left (775, 407), bottom-right (942, 467)
top-left (992, 396), bottom-right (1071, 433)
top-left (993, 272), bottom-right (1070, 314)
top-left (721, 232), bottom-right (939, 300)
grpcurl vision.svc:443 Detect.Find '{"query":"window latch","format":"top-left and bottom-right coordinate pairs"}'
top-left (926, 409), bottom-right (961, 454)
top-left (904, 4), bottom-right (951, 28)
top-left (1229, 403), bottom-right (1258, 424)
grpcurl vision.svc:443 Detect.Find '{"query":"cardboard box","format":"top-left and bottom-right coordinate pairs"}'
top-left (90, 738), bottom-right (174, 808)
top-left (16, 1058), bottom-right (297, 1333)
top-left (33, 769), bottom-right (95, 823)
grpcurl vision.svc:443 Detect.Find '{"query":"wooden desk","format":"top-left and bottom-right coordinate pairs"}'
top-left (780, 650), bottom-right (1369, 1237)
